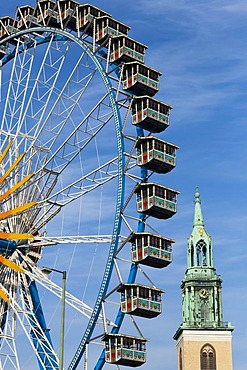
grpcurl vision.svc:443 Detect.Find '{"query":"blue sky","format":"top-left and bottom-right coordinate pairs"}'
top-left (0, 1), bottom-right (246, 370)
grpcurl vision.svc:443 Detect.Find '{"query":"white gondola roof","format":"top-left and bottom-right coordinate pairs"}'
top-left (38, 0), bottom-right (56, 3)
top-left (0, 16), bottom-right (16, 21)
top-left (131, 94), bottom-right (173, 109)
top-left (38, 0), bottom-right (56, 4)
top-left (111, 34), bottom-right (148, 49)
top-left (117, 283), bottom-right (165, 293)
top-left (17, 5), bottom-right (34, 10)
top-left (129, 232), bottom-right (175, 244)
top-left (95, 15), bottom-right (131, 31)
top-left (134, 182), bottom-right (180, 194)
top-left (122, 61), bottom-right (162, 75)
top-left (135, 136), bottom-right (179, 149)
top-left (102, 332), bottom-right (149, 341)
top-left (78, 3), bottom-right (111, 17)
top-left (58, 0), bottom-right (80, 4)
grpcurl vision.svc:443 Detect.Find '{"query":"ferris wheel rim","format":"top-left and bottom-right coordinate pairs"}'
top-left (0, 22), bottom-right (127, 370)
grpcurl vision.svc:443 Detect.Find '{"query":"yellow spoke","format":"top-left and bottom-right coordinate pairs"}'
top-left (0, 255), bottom-right (24, 273)
top-left (0, 173), bottom-right (34, 201)
top-left (0, 202), bottom-right (37, 220)
top-left (0, 288), bottom-right (9, 304)
top-left (0, 232), bottom-right (34, 240)
top-left (0, 141), bottom-right (13, 165)
top-left (0, 152), bottom-right (26, 185)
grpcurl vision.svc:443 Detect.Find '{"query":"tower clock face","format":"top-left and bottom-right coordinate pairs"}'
top-left (199, 288), bottom-right (209, 298)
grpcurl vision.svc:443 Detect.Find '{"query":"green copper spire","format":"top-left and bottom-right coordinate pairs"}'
top-left (193, 186), bottom-right (204, 227)
top-left (174, 188), bottom-right (233, 334)
top-left (187, 187), bottom-right (213, 269)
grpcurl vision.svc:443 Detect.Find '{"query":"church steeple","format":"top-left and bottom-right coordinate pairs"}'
top-left (187, 187), bottom-right (214, 270)
top-left (174, 189), bottom-right (234, 370)
top-left (180, 188), bottom-right (226, 328)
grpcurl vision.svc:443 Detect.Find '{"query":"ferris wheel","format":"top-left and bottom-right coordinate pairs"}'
top-left (0, 1), bottom-right (179, 369)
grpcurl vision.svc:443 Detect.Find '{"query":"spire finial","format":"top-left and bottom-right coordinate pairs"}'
top-left (195, 186), bottom-right (200, 199)
top-left (193, 186), bottom-right (204, 226)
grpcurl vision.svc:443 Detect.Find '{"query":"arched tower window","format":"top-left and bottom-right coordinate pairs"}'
top-left (191, 243), bottom-right (194, 267)
top-left (196, 239), bottom-right (207, 266)
top-left (201, 344), bottom-right (216, 370)
top-left (179, 348), bottom-right (183, 370)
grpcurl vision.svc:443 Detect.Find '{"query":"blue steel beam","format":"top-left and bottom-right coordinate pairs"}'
top-left (94, 126), bottom-right (147, 370)
top-left (26, 278), bottom-right (59, 369)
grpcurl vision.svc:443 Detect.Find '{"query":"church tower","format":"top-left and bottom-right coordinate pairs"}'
top-left (174, 188), bottom-right (234, 370)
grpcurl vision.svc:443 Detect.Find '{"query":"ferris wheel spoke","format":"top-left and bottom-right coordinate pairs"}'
top-left (1, 36), bottom-right (53, 140)
top-left (16, 36), bottom-right (68, 142)
top-left (32, 90), bottom-right (115, 177)
top-left (29, 235), bottom-right (120, 246)
top-left (17, 254), bottom-right (117, 327)
top-left (45, 156), bottom-right (118, 204)
top-left (7, 89), bottom-right (116, 216)
top-left (21, 48), bottom-right (96, 160)
top-left (0, 263), bottom-right (58, 370)
top-left (18, 276), bottom-right (59, 369)
top-left (1, 33), bottom-right (114, 180)
top-left (0, 39), bottom-right (31, 136)
top-left (27, 158), bottom-right (118, 233)
top-left (0, 151), bottom-right (117, 234)
top-left (1, 25), bottom-right (122, 230)
top-left (0, 147), bottom-right (118, 235)
top-left (0, 33), bottom-right (93, 179)
top-left (29, 61), bottom-right (98, 160)
top-left (0, 306), bottom-right (20, 370)
top-left (21, 254), bottom-right (94, 318)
